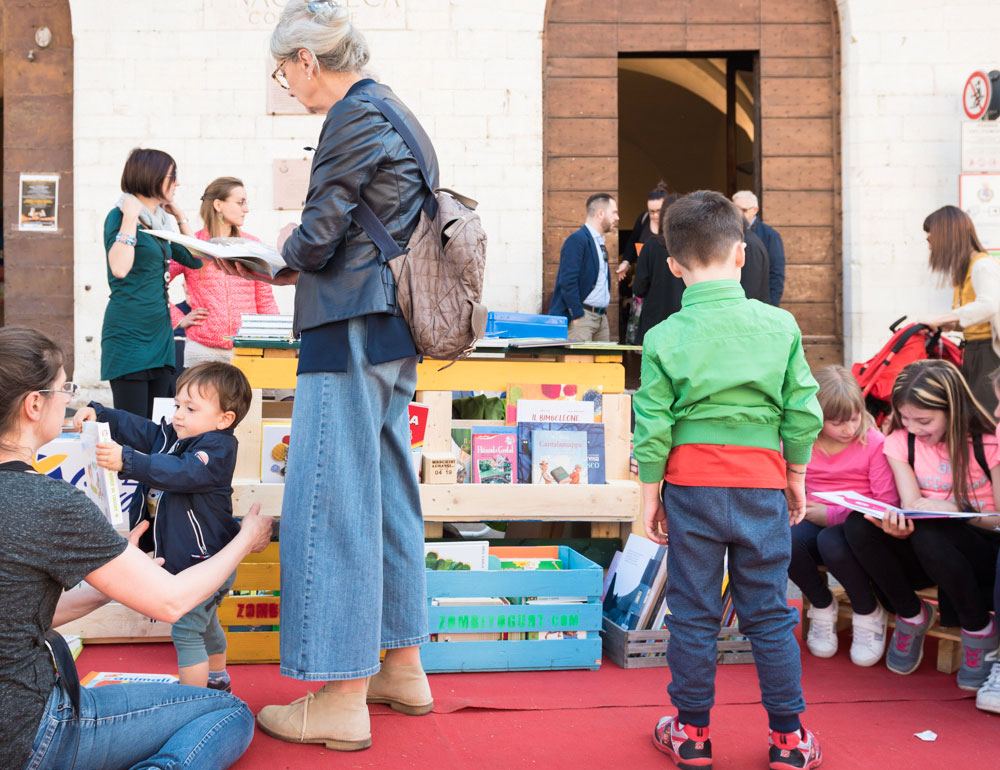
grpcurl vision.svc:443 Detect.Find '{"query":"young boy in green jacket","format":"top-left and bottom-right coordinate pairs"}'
top-left (633, 190), bottom-right (824, 770)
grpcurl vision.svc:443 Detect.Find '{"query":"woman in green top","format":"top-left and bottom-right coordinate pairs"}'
top-left (102, 148), bottom-right (206, 417)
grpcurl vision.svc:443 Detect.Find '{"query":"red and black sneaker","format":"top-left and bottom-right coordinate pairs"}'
top-left (768, 727), bottom-right (822, 770)
top-left (652, 715), bottom-right (712, 770)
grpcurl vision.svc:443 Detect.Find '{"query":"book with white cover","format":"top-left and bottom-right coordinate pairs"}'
top-left (146, 230), bottom-right (288, 279)
top-left (813, 491), bottom-right (981, 520)
top-left (515, 399), bottom-right (595, 424)
top-left (80, 421), bottom-right (126, 528)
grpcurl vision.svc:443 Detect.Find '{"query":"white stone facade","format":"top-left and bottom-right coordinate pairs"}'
top-left (67, 0), bottom-right (1000, 386)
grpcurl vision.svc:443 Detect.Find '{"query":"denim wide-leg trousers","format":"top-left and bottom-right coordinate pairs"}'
top-left (663, 483), bottom-right (805, 720)
top-left (279, 318), bottom-right (429, 680)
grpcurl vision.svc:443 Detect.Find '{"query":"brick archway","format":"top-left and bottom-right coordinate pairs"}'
top-left (1, 0), bottom-right (75, 372)
top-left (543, 0), bottom-right (841, 366)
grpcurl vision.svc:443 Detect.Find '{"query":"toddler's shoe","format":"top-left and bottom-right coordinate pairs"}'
top-left (366, 664), bottom-right (433, 715)
top-left (957, 623), bottom-right (1000, 691)
top-left (975, 651), bottom-right (1000, 713)
top-left (206, 676), bottom-right (232, 694)
top-left (850, 604), bottom-right (888, 667)
top-left (885, 599), bottom-right (936, 675)
top-left (768, 727), bottom-right (822, 770)
top-left (256, 689), bottom-right (371, 751)
top-left (805, 597), bottom-right (839, 658)
top-left (652, 715), bottom-right (712, 770)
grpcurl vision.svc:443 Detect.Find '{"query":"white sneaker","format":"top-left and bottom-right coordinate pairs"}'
top-left (976, 651), bottom-right (1000, 713)
top-left (806, 596), bottom-right (839, 658)
top-left (851, 604), bottom-right (888, 667)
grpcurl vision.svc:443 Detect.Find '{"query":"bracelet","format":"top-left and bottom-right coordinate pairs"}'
top-left (114, 232), bottom-right (137, 247)
top-left (787, 468), bottom-right (806, 475)
top-left (176, 219), bottom-right (188, 225)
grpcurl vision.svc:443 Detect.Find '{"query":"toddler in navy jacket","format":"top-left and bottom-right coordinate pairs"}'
top-left (74, 362), bottom-right (253, 692)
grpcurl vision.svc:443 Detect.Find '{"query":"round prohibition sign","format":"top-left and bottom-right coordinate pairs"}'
top-left (964, 71), bottom-right (991, 120)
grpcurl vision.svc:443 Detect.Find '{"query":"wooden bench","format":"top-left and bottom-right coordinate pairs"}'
top-left (801, 580), bottom-right (962, 674)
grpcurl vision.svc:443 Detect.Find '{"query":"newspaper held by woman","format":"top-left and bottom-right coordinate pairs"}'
top-left (145, 229), bottom-right (288, 279)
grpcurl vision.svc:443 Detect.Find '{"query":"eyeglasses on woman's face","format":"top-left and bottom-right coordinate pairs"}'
top-left (39, 382), bottom-right (79, 400)
top-left (272, 59), bottom-right (290, 90)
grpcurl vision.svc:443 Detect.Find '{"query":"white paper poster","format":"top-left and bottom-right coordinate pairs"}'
top-left (19, 173), bottom-right (59, 231)
top-left (960, 173), bottom-right (1000, 250)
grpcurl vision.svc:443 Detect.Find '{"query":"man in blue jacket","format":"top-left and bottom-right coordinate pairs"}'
top-left (733, 190), bottom-right (786, 306)
top-left (549, 193), bottom-right (620, 341)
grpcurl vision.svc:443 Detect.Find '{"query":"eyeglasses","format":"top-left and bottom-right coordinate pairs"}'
top-left (39, 382), bottom-right (79, 399)
top-left (272, 59), bottom-right (289, 90)
top-left (228, 198), bottom-right (249, 210)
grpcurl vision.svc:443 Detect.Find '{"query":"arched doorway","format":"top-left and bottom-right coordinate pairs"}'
top-left (543, 0), bottom-right (841, 367)
top-left (1, 0), bottom-right (75, 372)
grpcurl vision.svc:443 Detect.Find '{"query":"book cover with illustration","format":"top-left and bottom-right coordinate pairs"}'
top-left (451, 427), bottom-right (473, 484)
top-left (513, 399), bottom-right (595, 426)
top-left (603, 534), bottom-right (667, 630)
top-left (530, 429), bottom-right (588, 485)
top-left (81, 671), bottom-right (179, 688)
top-left (80, 421), bottom-right (126, 528)
top-left (261, 419), bottom-right (291, 483)
top-left (516, 422), bottom-right (605, 484)
top-left (408, 402), bottom-right (430, 480)
top-left (505, 383), bottom-right (603, 425)
top-left (424, 541), bottom-right (490, 571)
top-left (471, 427), bottom-right (517, 484)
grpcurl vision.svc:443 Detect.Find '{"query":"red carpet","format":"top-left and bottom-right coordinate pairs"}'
top-left (77, 631), bottom-right (1000, 769)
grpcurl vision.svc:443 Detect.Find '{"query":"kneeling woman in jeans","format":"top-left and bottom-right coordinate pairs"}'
top-left (0, 327), bottom-right (273, 770)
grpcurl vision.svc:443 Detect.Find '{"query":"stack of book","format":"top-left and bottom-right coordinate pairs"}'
top-left (449, 381), bottom-right (607, 485)
top-left (235, 313), bottom-right (294, 340)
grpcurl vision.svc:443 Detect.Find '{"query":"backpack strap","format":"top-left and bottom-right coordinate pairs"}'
top-left (910, 430), bottom-right (991, 478)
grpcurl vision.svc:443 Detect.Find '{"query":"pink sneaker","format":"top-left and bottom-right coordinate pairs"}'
top-left (769, 727), bottom-right (822, 770)
top-left (652, 715), bottom-right (712, 770)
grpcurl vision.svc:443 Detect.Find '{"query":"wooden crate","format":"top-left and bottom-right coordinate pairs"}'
top-left (220, 542), bottom-right (280, 663)
top-left (421, 546), bottom-right (604, 673)
top-left (601, 618), bottom-right (753, 668)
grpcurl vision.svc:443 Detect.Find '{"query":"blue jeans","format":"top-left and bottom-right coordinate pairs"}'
top-left (279, 318), bottom-right (429, 680)
top-left (24, 680), bottom-right (253, 770)
top-left (788, 520), bottom-right (878, 614)
top-left (663, 484), bottom-right (805, 727)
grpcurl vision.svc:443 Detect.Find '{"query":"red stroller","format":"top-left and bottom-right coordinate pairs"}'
top-left (851, 316), bottom-right (963, 423)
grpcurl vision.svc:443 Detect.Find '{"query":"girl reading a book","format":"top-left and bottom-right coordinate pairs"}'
top-left (168, 177), bottom-right (281, 367)
top-left (792, 365), bottom-right (898, 665)
top-left (0, 327), bottom-right (273, 770)
top-left (843, 359), bottom-right (1000, 691)
top-left (102, 148), bottom-right (208, 418)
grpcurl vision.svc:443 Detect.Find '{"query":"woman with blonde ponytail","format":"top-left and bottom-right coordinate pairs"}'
top-left (168, 177), bottom-right (280, 366)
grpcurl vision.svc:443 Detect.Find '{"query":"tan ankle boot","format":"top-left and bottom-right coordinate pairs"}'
top-left (256, 689), bottom-right (371, 750)
top-left (366, 664), bottom-right (434, 715)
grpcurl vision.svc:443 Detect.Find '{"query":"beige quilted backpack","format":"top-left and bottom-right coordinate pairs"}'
top-left (354, 97), bottom-right (488, 361)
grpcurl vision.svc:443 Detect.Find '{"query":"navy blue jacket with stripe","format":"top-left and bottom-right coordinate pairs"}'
top-left (91, 402), bottom-right (240, 575)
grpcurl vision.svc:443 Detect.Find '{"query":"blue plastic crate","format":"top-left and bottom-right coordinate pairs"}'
top-left (421, 546), bottom-right (603, 673)
top-left (484, 311), bottom-right (568, 340)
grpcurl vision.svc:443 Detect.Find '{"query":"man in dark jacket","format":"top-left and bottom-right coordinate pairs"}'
top-left (549, 193), bottom-right (620, 341)
top-left (742, 226), bottom-right (772, 305)
top-left (734, 190), bottom-right (785, 306)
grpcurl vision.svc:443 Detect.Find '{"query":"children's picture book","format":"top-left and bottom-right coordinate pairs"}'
top-left (812, 491), bottom-right (982, 520)
top-left (530, 429), bottom-right (588, 485)
top-left (505, 382), bottom-right (603, 425)
top-left (516, 421), bottom-right (605, 484)
top-left (81, 671), bottom-right (179, 687)
top-left (425, 541), bottom-right (490, 571)
top-left (471, 427), bottom-right (517, 484)
top-left (602, 551), bottom-right (622, 601)
top-left (260, 419), bottom-right (291, 484)
top-left (603, 534), bottom-right (667, 630)
top-left (80, 421), bottom-right (127, 528)
top-left (409, 402), bottom-right (430, 480)
top-left (636, 547), bottom-right (669, 631)
top-left (515, 399), bottom-right (595, 425)
top-left (451, 427), bottom-right (473, 484)
top-left (35, 435), bottom-right (138, 515)
top-left (146, 230), bottom-right (288, 279)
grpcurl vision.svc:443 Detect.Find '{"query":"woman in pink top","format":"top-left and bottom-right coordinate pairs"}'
top-left (791, 366), bottom-right (899, 665)
top-left (843, 360), bottom-right (1000, 690)
top-left (169, 177), bottom-right (280, 366)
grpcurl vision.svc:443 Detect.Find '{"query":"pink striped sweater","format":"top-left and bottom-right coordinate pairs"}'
top-left (168, 229), bottom-right (281, 349)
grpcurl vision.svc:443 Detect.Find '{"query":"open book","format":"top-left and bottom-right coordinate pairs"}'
top-left (145, 230), bottom-right (288, 279)
top-left (813, 491), bottom-right (982, 520)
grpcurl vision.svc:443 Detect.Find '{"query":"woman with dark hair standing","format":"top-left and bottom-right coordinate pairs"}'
top-left (102, 148), bottom-right (206, 417)
top-left (168, 177), bottom-right (281, 367)
top-left (0, 326), bottom-right (273, 770)
top-left (917, 205), bottom-right (1000, 412)
top-left (631, 193), bottom-right (682, 344)
top-left (219, 0), bottom-right (437, 751)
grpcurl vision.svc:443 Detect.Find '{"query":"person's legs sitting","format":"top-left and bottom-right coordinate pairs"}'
top-left (817, 518), bottom-right (888, 666)
top-left (788, 521), bottom-right (838, 658)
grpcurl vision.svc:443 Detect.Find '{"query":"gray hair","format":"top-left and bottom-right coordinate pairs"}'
top-left (269, 0), bottom-right (370, 75)
top-left (732, 190), bottom-right (758, 208)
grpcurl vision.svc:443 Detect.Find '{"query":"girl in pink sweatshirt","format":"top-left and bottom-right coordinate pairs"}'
top-left (790, 365), bottom-right (899, 665)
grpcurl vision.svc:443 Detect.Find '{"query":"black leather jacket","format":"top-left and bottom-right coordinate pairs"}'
top-left (282, 79), bottom-right (439, 334)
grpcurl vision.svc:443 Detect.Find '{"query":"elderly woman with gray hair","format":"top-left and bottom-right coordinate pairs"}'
top-left (219, 0), bottom-right (439, 751)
